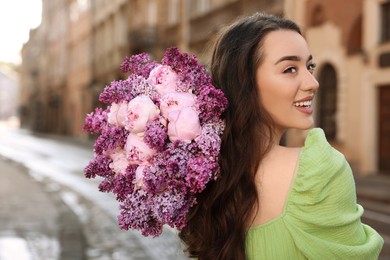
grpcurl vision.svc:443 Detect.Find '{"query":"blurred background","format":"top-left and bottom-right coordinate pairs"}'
top-left (7, 0), bottom-right (390, 175)
top-left (0, 0), bottom-right (390, 259)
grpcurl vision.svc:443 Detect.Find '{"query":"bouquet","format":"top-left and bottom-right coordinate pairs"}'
top-left (83, 47), bottom-right (228, 237)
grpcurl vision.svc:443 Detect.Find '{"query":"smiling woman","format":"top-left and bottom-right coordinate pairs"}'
top-left (178, 12), bottom-right (384, 260)
top-left (0, 0), bottom-right (42, 64)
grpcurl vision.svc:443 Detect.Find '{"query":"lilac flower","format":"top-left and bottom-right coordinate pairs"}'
top-left (98, 176), bottom-right (116, 193)
top-left (143, 120), bottom-right (167, 150)
top-left (195, 121), bottom-right (224, 157)
top-left (99, 79), bottom-right (135, 104)
top-left (120, 53), bottom-right (158, 78)
top-left (143, 166), bottom-right (167, 194)
top-left (197, 85), bottom-right (228, 122)
top-left (118, 190), bottom-right (163, 237)
top-left (151, 184), bottom-right (196, 229)
top-left (93, 127), bottom-right (128, 155)
top-left (128, 74), bottom-right (160, 103)
top-left (162, 47), bottom-right (211, 93)
top-left (112, 166), bottom-right (136, 201)
top-left (152, 141), bottom-right (197, 178)
top-left (185, 156), bottom-right (219, 194)
top-left (84, 154), bottom-right (112, 179)
top-left (83, 108), bottom-right (108, 134)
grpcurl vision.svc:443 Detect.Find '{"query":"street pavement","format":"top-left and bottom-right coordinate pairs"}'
top-left (355, 173), bottom-right (390, 259)
top-left (0, 156), bottom-right (67, 260)
top-left (355, 173), bottom-right (390, 204)
top-left (0, 155), bottom-right (188, 260)
top-left (0, 123), bottom-right (389, 259)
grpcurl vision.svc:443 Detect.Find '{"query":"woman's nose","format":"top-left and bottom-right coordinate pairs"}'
top-left (302, 71), bottom-right (319, 92)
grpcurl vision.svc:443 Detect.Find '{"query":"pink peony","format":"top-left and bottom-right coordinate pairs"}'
top-left (167, 107), bottom-right (201, 143)
top-left (108, 149), bottom-right (129, 174)
top-left (159, 92), bottom-right (196, 118)
top-left (125, 133), bottom-right (156, 165)
top-left (124, 95), bottom-right (159, 134)
top-left (147, 65), bottom-right (179, 96)
top-left (134, 166), bottom-right (147, 190)
top-left (107, 102), bottom-right (128, 127)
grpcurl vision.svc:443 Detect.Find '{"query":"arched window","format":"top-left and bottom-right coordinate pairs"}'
top-left (316, 64), bottom-right (338, 141)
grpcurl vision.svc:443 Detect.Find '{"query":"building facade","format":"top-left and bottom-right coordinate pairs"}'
top-left (19, 0), bottom-right (390, 175)
top-left (0, 68), bottom-right (18, 120)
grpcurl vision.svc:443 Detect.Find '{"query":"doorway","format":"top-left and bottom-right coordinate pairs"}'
top-left (378, 85), bottom-right (390, 172)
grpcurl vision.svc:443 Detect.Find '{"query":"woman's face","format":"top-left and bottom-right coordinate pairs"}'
top-left (256, 30), bottom-right (319, 133)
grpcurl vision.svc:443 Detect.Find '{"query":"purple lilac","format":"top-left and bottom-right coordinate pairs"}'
top-left (99, 79), bottom-right (135, 104)
top-left (128, 74), bottom-right (160, 103)
top-left (112, 167), bottom-right (136, 201)
top-left (197, 85), bottom-right (228, 122)
top-left (84, 154), bottom-right (112, 179)
top-left (185, 156), bottom-right (218, 194)
top-left (143, 167), bottom-right (167, 194)
top-left (152, 141), bottom-right (197, 179)
top-left (143, 120), bottom-right (167, 151)
top-left (93, 127), bottom-right (128, 155)
top-left (195, 122), bottom-right (224, 157)
top-left (118, 190), bottom-right (163, 237)
top-left (120, 53), bottom-right (158, 78)
top-left (161, 47), bottom-right (211, 93)
top-left (98, 176), bottom-right (116, 193)
top-left (151, 184), bottom-right (196, 229)
top-left (82, 108), bottom-right (108, 134)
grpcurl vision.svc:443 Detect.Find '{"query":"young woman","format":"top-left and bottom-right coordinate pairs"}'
top-left (179, 13), bottom-right (384, 259)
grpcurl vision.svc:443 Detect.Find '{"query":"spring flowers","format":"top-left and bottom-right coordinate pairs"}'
top-left (83, 47), bottom-right (227, 237)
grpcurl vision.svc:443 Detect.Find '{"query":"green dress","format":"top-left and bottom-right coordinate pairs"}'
top-left (245, 128), bottom-right (384, 259)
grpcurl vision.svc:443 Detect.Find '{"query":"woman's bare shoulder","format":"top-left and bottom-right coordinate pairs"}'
top-left (264, 146), bottom-right (300, 168)
top-left (252, 146), bottom-right (300, 226)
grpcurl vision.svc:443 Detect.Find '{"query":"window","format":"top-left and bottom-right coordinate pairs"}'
top-left (381, 1), bottom-right (390, 42)
top-left (316, 64), bottom-right (338, 141)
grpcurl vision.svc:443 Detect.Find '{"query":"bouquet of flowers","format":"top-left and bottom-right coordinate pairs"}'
top-left (83, 47), bottom-right (228, 237)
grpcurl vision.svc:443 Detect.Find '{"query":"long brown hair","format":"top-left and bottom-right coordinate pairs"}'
top-left (179, 13), bottom-right (301, 259)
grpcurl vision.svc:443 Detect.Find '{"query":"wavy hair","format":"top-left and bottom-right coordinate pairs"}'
top-left (179, 13), bottom-right (301, 259)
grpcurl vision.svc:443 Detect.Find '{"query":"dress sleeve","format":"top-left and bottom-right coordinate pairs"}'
top-left (284, 128), bottom-right (384, 259)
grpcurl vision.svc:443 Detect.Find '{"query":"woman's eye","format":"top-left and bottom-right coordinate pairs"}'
top-left (307, 63), bottom-right (317, 73)
top-left (283, 67), bottom-right (297, 73)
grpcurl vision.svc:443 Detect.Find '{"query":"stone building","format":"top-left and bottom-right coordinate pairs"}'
top-left (66, 0), bottom-right (93, 136)
top-left (0, 68), bottom-right (18, 120)
top-left (20, 0), bottom-right (69, 133)
top-left (44, 0), bottom-right (69, 134)
top-left (19, 0), bottom-right (390, 175)
top-left (20, 27), bottom-right (45, 130)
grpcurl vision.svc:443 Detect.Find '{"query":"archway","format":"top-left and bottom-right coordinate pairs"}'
top-left (316, 64), bottom-right (338, 141)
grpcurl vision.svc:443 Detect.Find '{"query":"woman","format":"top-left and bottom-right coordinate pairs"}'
top-left (179, 13), bottom-right (384, 259)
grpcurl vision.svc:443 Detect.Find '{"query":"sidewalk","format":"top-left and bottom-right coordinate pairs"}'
top-left (0, 156), bottom-right (85, 259)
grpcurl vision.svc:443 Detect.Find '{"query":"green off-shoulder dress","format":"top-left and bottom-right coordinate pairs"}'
top-left (245, 128), bottom-right (384, 259)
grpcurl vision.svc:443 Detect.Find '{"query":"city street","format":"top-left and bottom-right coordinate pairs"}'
top-left (0, 123), bottom-right (188, 260)
top-left (0, 122), bottom-right (389, 259)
